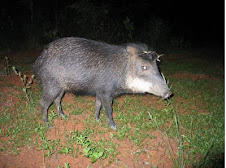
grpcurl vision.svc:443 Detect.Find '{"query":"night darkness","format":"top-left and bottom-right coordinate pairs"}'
top-left (0, 0), bottom-right (224, 50)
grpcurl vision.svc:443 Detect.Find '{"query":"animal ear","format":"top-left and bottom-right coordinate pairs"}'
top-left (149, 51), bottom-right (158, 60)
top-left (126, 46), bottom-right (137, 56)
top-left (140, 51), bottom-right (157, 61)
top-left (156, 53), bottom-right (164, 62)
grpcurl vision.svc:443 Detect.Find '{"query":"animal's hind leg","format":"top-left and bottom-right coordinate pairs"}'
top-left (40, 86), bottom-right (61, 123)
top-left (95, 97), bottom-right (102, 121)
top-left (54, 90), bottom-right (66, 118)
top-left (40, 94), bottom-right (54, 123)
top-left (97, 94), bottom-right (116, 130)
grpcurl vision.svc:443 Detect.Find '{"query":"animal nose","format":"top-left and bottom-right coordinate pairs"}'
top-left (164, 91), bottom-right (173, 99)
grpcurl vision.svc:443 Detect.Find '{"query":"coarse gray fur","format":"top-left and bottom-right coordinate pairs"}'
top-left (33, 37), bottom-right (171, 130)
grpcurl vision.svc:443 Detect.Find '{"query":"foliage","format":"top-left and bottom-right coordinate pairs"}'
top-left (66, 131), bottom-right (104, 163)
top-left (0, 0), bottom-right (181, 50)
top-left (142, 17), bottom-right (171, 50)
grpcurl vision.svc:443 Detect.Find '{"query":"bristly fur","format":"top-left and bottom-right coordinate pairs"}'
top-left (125, 43), bottom-right (157, 62)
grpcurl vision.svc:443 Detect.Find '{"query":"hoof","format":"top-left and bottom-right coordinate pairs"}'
top-left (95, 116), bottom-right (100, 122)
top-left (59, 113), bottom-right (66, 119)
top-left (46, 122), bottom-right (52, 129)
top-left (110, 125), bottom-right (117, 130)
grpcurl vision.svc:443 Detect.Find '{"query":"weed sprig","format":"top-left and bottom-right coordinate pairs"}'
top-left (4, 56), bottom-right (35, 104)
top-left (65, 130), bottom-right (104, 163)
top-left (148, 103), bottom-right (186, 168)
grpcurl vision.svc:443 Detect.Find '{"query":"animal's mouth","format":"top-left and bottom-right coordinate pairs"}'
top-left (163, 91), bottom-right (173, 100)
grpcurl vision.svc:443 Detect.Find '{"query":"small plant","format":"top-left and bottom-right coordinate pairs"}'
top-left (39, 136), bottom-right (60, 158)
top-left (4, 57), bottom-right (11, 76)
top-left (34, 123), bottom-right (60, 167)
top-left (70, 109), bottom-right (83, 115)
top-left (4, 57), bottom-right (35, 104)
top-left (58, 146), bottom-right (72, 154)
top-left (148, 104), bottom-right (186, 168)
top-left (65, 130), bottom-right (104, 163)
top-left (57, 163), bottom-right (70, 168)
top-left (76, 134), bottom-right (104, 163)
top-left (12, 66), bottom-right (35, 103)
top-left (64, 163), bottom-right (70, 168)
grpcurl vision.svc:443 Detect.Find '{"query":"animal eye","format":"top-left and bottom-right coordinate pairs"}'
top-left (141, 65), bottom-right (148, 70)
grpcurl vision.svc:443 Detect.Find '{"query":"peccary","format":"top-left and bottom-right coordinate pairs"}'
top-left (33, 37), bottom-right (172, 129)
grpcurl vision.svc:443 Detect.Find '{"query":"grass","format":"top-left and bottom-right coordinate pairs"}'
top-left (148, 105), bottom-right (186, 167)
top-left (0, 48), bottom-right (224, 167)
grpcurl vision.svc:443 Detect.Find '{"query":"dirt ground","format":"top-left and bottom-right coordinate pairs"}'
top-left (0, 74), bottom-right (176, 168)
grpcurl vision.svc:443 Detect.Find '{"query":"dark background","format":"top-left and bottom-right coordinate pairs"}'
top-left (0, 0), bottom-right (224, 51)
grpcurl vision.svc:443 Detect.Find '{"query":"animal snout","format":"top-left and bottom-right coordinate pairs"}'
top-left (164, 91), bottom-right (173, 100)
